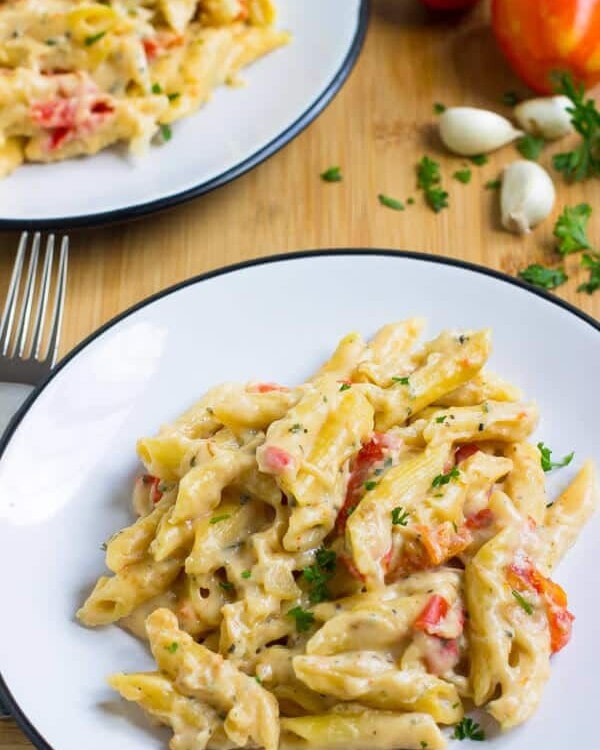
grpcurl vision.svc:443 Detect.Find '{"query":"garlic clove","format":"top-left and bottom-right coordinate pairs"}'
top-left (439, 107), bottom-right (523, 156)
top-left (501, 160), bottom-right (556, 235)
top-left (514, 96), bottom-right (574, 140)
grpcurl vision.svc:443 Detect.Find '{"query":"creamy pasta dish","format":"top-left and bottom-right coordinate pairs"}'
top-left (78, 320), bottom-right (598, 750)
top-left (0, 0), bottom-right (288, 177)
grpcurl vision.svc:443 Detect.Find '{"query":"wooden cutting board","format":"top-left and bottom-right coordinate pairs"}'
top-left (0, 1), bottom-right (598, 748)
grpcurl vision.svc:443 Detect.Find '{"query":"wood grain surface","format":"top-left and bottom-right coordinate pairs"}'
top-left (0, 0), bottom-right (598, 747)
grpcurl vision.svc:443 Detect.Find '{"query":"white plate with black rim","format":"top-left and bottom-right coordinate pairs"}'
top-left (0, 1), bottom-right (368, 230)
top-left (0, 250), bottom-right (598, 750)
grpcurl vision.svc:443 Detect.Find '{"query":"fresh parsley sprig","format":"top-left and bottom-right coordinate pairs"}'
top-left (537, 442), bottom-right (574, 472)
top-left (518, 264), bottom-right (568, 290)
top-left (554, 204), bottom-right (593, 255)
top-left (302, 547), bottom-right (336, 604)
top-left (516, 134), bottom-right (545, 161)
top-left (431, 465), bottom-right (460, 488)
top-left (452, 717), bottom-right (485, 741)
top-left (578, 252), bottom-right (600, 294)
top-left (417, 156), bottom-right (448, 213)
top-left (552, 72), bottom-right (600, 181)
top-left (287, 606), bottom-right (315, 632)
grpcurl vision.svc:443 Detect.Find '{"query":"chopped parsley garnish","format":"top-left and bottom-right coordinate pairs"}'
top-left (512, 589), bottom-right (533, 615)
top-left (302, 547), bottom-right (336, 604)
top-left (241, 570), bottom-right (252, 579)
top-left (552, 72), bottom-right (600, 181)
top-left (364, 480), bottom-right (378, 491)
top-left (554, 203), bottom-right (593, 255)
top-left (502, 90), bottom-right (520, 106)
top-left (391, 506), bottom-right (410, 526)
top-left (219, 581), bottom-right (234, 591)
top-left (470, 154), bottom-right (488, 166)
top-left (254, 675), bottom-right (262, 684)
top-left (165, 642), bottom-right (179, 653)
top-left (84, 31), bottom-right (106, 46)
top-left (321, 166), bottom-right (342, 182)
top-left (392, 376), bottom-right (410, 385)
top-left (151, 83), bottom-right (163, 94)
top-left (431, 466), bottom-right (460, 488)
top-left (417, 156), bottom-right (448, 213)
top-left (435, 415), bottom-right (447, 423)
top-left (453, 168), bottom-right (472, 184)
top-left (485, 179), bottom-right (501, 190)
top-left (516, 133), bottom-right (545, 161)
top-left (209, 514), bottom-right (231, 524)
top-left (433, 102), bottom-right (446, 114)
top-left (537, 442), bottom-right (574, 472)
top-left (518, 264), bottom-right (568, 290)
top-left (578, 252), bottom-right (600, 294)
top-left (289, 423), bottom-right (303, 434)
top-left (167, 92), bottom-right (181, 101)
top-left (45, 38), bottom-right (58, 46)
top-left (160, 123), bottom-right (172, 142)
top-left (288, 606), bottom-right (315, 632)
top-left (420, 742), bottom-right (428, 750)
top-left (407, 197), bottom-right (415, 205)
top-left (452, 717), bottom-right (485, 741)
top-left (339, 383), bottom-right (351, 391)
top-left (378, 193), bottom-right (405, 211)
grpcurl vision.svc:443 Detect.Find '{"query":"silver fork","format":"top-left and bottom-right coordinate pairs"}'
top-left (0, 232), bottom-right (68, 720)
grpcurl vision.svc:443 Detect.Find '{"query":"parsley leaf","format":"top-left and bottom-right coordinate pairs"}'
top-left (417, 156), bottom-right (448, 213)
top-left (537, 442), bottom-right (574, 472)
top-left (392, 376), bottom-right (410, 385)
top-left (321, 166), bottom-right (342, 182)
top-left (165, 642), bottom-right (179, 653)
top-left (431, 466), bottom-right (460, 488)
top-left (209, 514), bottom-right (231, 524)
top-left (452, 717), bottom-right (485, 741)
top-left (435, 415), bottom-right (447, 423)
top-left (518, 264), bottom-right (568, 290)
top-left (288, 606), bottom-right (315, 632)
top-left (516, 133), bottom-right (545, 161)
top-left (470, 154), bottom-right (488, 166)
top-left (159, 123), bottom-right (172, 142)
top-left (552, 72), bottom-right (600, 181)
top-left (554, 203), bottom-right (593, 255)
top-left (502, 90), bottom-right (521, 106)
top-left (578, 252), bottom-right (600, 294)
top-left (339, 383), bottom-right (351, 391)
top-left (364, 480), bottom-right (377, 491)
top-left (391, 506), bottom-right (410, 526)
top-left (512, 589), bottom-right (533, 615)
top-left (167, 92), bottom-right (180, 101)
top-left (485, 179), bottom-right (501, 190)
top-left (453, 168), bottom-right (472, 184)
top-left (241, 570), bottom-right (252, 579)
top-left (433, 102), bottom-right (446, 114)
top-left (302, 547), bottom-right (336, 603)
top-left (84, 30), bottom-right (106, 46)
top-left (151, 82), bottom-right (163, 94)
top-left (219, 581), bottom-right (234, 591)
top-left (378, 193), bottom-right (405, 211)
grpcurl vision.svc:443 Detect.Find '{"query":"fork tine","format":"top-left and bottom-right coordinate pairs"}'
top-left (31, 234), bottom-right (55, 359)
top-left (0, 232), bottom-right (28, 355)
top-left (14, 232), bottom-right (41, 357)
top-left (45, 236), bottom-right (68, 367)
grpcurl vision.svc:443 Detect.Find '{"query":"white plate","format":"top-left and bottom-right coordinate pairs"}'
top-left (0, 251), bottom-right (598, 750)
top-left (0, 1), bottom-right (367, 229)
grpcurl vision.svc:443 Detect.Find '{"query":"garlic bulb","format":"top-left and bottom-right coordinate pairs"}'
top-left (501, 160), bottom-right (556, 234)
top-left (439, 107), bottom-right (523, 156)
top-left (514, 96), bottom-right (574, 140)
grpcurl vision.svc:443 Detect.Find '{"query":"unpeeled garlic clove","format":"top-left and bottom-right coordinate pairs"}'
top-left (439, 107), bottom-right (523, 156)
top-left (514, 96), bottom-right (574, 140)
top-left (501, 160), bottom-right (556, 235)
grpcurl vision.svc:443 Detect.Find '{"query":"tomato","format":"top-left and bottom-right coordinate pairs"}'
top-left (492, 0), bottom-right (600, 94)
top-left (414, 594), bottom-right (450, 633)
top-left (142, 474), bottom-right (163, 504)
top-left (465, 508), bottom-right (494, 530)
top-left (455, 443), bottom-right (480, 464)
top-left (420, 0), bottom-right (480, 9)
top-left (335, 434), bottom-right (387, 533)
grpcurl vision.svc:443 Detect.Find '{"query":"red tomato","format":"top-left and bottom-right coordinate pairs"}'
top-left (335, 434), bottom-right (387, 533)
top-left (414, 594), bottom-right (450, 633)
top-left (455, 443), bottom-right (480, 464)
top-left (420, 0), bottom-right (480, 9)
top-left (492, 0), bottom-right (600, 94)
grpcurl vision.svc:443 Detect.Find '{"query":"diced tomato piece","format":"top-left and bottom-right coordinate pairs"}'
top-left (455, 443), bottom-right (480, 464)
top-left (414, 595), bottom-right (450, 634)
top-left (235, 0), bottom-right (249, 20)
top-left (261, 446), bottom-right (294, 474)
top-left (424, 636), bottom-right (460, 675)
top-left (418, 522), bottom-right (472, 566)
top-left (49, 126), bottom-right (72, 150)
top-left (507, 556), bottom-right (574, 653)
top-left (247, 382), bottom-right (289, 393)
top-left (381, 546), bottom-right (394, 572)
top-left (143, 38), bottom-right (160, 60)
top-left (143, 33), bottom-right (184, 61)
top-left (335, 434), bottom-right (388, 533)
top-left (465, 508), bottom-right (494, 530)
top-left (142, 474), bottom-right (163, 504)
top-left (30, 98), bottom-right (77, 128)
top-left (91, 100), bottom-right (114, 115)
